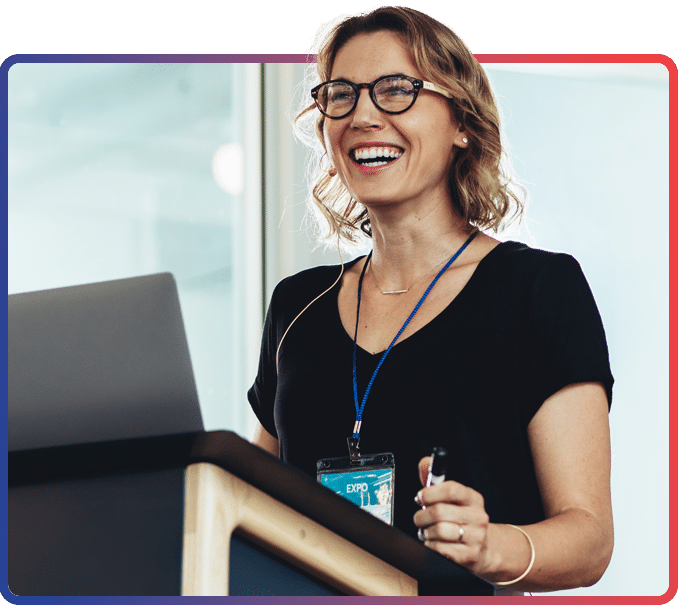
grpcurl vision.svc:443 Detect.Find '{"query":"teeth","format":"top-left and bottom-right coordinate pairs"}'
top-left (352, 146), bottom-right (403, 162)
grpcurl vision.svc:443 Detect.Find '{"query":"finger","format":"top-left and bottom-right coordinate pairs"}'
top-left (418, 456), bottom-right (432, 487)
top-left (413, 502), bottom-right (487, 529)
top-left (419, 521), bottom-right (469, 543)
top-left (413, 502), bottom-right (466, 527)
top-left (418, 480), bottom-right (484, 508)
top-left (424, 539), bottom-right (480, 567)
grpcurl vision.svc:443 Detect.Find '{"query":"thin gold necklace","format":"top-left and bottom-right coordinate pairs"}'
top-left (369, 251), bottom-right (458, 295)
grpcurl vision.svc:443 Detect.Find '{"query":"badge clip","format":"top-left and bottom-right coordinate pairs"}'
top-left (347, 421), bottom-right (362, 463)
top-left (347, 436), bottom-right (361, 463)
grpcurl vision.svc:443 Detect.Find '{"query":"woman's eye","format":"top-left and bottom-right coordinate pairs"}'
top-left (378, 79), bottom-right (413, 98)
top-left (384, 86), bottom-right (410, 97)
top-left (330, 91), bottom-right (351, 102)
top-left (327, 87), bottom-right (354, 104)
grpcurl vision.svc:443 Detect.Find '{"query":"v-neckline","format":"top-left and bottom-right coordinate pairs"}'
top-left (335, 240), bottom-right (515, 357)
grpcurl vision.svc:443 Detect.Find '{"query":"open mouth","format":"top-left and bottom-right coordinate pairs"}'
top-left (350, 145), bottom-right (403, 168)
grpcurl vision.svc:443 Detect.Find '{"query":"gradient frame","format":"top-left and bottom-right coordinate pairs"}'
top-left (1, 52), bottom-right (675, 605)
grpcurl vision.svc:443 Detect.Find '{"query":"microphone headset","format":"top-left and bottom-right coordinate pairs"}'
top-left (275, 239), bottom-right (346, 373)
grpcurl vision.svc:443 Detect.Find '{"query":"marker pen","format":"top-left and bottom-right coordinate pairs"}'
top-left (418, 447), bottom-right (448, 541)
top-left (426, 446), bottom-right (448, 487)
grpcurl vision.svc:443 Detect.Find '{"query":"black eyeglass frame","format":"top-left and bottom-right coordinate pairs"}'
top-left (310, 74), bottom-right (451, 119)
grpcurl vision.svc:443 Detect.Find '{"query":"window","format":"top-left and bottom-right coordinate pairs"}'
top-left (8, 61), bottom-right (262, 435)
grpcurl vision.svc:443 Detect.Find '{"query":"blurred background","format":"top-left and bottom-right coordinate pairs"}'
top-left (7, 59), bottom-right (669, 597)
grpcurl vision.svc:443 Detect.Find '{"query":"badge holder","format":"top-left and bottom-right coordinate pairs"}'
top-left (317, 437), bottom-right (395, 525)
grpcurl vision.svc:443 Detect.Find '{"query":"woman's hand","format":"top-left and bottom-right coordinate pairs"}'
top-left (412, 383), bottom-right (613, 591)
top-left (413, 457), bottom-right (493, 574)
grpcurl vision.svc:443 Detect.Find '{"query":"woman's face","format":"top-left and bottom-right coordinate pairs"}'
top-left (323, 30), bottom-right (467, 212)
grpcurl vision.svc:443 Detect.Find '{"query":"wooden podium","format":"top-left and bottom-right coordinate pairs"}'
top-left (8, 431), bottom-right (495, 597)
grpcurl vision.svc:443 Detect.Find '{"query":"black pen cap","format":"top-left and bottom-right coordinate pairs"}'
top-left (430, 447), bottom-right (448, 477)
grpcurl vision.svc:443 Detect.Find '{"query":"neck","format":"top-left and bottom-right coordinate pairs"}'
top-left (367, 201), bottom-right (474, 286)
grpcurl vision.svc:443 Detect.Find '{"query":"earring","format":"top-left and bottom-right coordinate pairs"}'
top-left (462, 137), bottom-right (468, 144)
top-left (328, 167), bottom-right (337, 177)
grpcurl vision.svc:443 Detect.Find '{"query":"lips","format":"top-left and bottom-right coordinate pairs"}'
top-left (350, 144), bottom-right (403, 168)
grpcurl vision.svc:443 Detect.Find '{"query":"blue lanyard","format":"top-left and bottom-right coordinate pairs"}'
top-left (351, 231), bottom-right (478, 440)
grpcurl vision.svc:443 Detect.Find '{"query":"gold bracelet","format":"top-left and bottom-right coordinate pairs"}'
top-left (494, 524), bottom-right (536, 586)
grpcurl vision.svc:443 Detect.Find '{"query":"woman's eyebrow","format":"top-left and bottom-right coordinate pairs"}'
top-left (329, 72), bottom-right (409, 83)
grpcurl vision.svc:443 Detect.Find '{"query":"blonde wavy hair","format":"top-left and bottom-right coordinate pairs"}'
top-left (295, 6), bottom-right (524, 246)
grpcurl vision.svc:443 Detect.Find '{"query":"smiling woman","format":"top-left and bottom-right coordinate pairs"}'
top-left (249, 6), bottom-right (614, 595)
top-left (322, 30), bottom-right (467, 220)
top-left (297, 9), bottom-right (523, 245)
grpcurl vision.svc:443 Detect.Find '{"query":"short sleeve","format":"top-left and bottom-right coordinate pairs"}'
top-left (524, 254), bottom-right (613, 421)
top-left (247, 284), bottom-right (283, 439)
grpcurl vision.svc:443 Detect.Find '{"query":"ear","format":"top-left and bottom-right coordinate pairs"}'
top-left (454, 130), bottom-right (469, 148)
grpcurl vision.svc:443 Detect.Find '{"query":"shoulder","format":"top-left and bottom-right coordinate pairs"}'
top-left (474, 241), bottom-right (598, 315)
top-left (487, 241), bottom-right (586, 285)
top-left (491, 240), bottom-right (579, 268)
top-left (268, 257), bottom-right (364, 318)
top-left (276, 262), bottom-right (345, 290)
top-left (272, 259), bottom-right (354, 298)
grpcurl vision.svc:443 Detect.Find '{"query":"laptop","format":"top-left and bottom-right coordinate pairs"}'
top-left (8, 273), bottom-right (204, 452)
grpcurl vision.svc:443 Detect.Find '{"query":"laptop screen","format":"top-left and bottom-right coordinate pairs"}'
top-left (8, 273), bottom-right (204, 451)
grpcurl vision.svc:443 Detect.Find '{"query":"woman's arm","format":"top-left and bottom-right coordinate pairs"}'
top-left (413, 381), bottom-right (613, 592)
top-left (253, 422), bottom-right (280, 456)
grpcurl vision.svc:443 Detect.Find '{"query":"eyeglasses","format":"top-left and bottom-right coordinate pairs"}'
top-left (311, 74), bottom-right (451, 119)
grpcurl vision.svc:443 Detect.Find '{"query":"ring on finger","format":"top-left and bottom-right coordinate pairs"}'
top-left (457, 525), bottom-right (464, 543)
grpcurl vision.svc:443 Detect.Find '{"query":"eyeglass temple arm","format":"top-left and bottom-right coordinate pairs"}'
top-left (421, 80), bottom-right (452, 99)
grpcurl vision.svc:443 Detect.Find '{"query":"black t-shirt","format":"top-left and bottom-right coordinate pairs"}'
top-left (248, 241), bottom-right (613, 540)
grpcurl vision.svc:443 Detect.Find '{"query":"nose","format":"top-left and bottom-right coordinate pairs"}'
top-left (349, 88), bottom-right (384, 130)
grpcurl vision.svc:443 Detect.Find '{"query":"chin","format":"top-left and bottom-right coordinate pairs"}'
top-left (351, 193), bottom-right (397, 208)
top-left (346, 182), bottom-right (402, 206)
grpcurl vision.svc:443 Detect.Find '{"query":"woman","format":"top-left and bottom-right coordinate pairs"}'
top-left (249, 7), bottom-right (613, 593)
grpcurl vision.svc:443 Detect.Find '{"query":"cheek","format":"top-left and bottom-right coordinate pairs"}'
top-left (416, 123), bottom-right (458, 167)
top-left (323, 133), bottom-right (339, 166)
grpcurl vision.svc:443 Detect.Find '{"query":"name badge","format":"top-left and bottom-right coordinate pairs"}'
top-left (317, 452), bottom-right (395, 525)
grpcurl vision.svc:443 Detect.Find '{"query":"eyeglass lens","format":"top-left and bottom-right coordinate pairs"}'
top-left (317, 76), bottom-right (416, 117)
